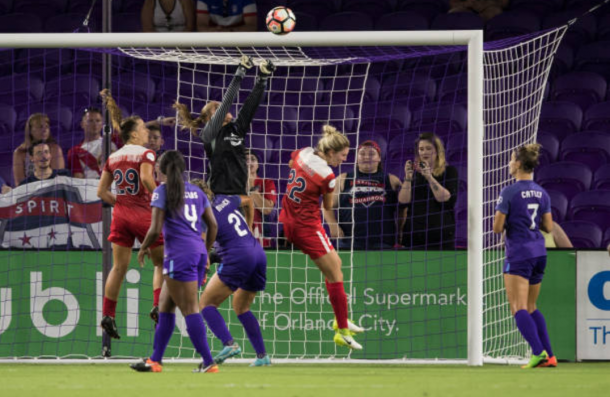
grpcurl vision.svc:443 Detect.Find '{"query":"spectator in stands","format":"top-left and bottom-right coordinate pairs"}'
top-left (324, 140), bottom-right (404, 250)
top-left (147, 124), bottom-right (166, 156)
top-left (542, 222), bottom-right (573, 249)
top-left (0, 175), bottom-right (11, 194)
top-left (399, 133), bottom-right (458, 250)
top-left (246, 149), bottom-right (277, 248)
top-left (448, 0), bottom-right (508, 21)
top-left (13, 113), bottom-right (65, 186)
top-left (67, 107), bottom-right (116, 179)
top-left (196, 0), bottom-right (257, 32)
top-left (20, 141), bottom-right (71, 185)
top-left (142, 0), bottom-right (196, 32)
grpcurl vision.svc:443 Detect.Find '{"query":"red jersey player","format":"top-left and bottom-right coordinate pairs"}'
top-left (97, 94), bottom-right (165, 340)
top-left (279, 125), bottom-right (364, 350)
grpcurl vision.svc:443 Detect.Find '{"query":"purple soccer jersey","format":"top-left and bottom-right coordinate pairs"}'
top-left (495, 180), bottom-right (551, 262)
top-left (211, 194), bottom-right (258, 257)
top-left (151, 182), bottom-right (210, 257)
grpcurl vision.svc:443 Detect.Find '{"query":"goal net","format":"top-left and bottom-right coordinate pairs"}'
top-left (0, 29), bottom-right (565, 364)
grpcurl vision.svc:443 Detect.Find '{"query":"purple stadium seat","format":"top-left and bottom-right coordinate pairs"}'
top-left (564, 0), bottom-right (604, 12)
top-left (485, 12), bottom-right (541, 41)
top-left (510, 0), bottom-right (563, 16)
top-left (113, 12), bottom-right (142, 33)
top-left (593, 164), bottom-right (610, 190)
top-left (598, 14), bottom-right (610, 41)
top-left (251, 105), bottom-right (298, 137)
top-left (0, 13), bottom-right (43, 33)
top-left (536, 132), bottom-right (560, 167)
top-left (535, 161), bottom-right (592, 200)
top-left (246, 135), bottom-right (276, 163)
top-left (44, 75), bottom-right (100, 106)
top-left (0, 104), bottom-right (16, 136)
top-left (412, 103), bottom-right (467, 136)
top-left (543, 11), bottom-right (597, 48)
top-left (44, 13), bottom-right (93, 32)
top-left (322, 74), bottom-right (375, 106)
top-left (13, 0), bottom-right (67, 20)
top-left (438, 74), bottom-right (468, 104)
top-left (380, 72), bottom-right (437, 111)
top-left (341, 0), bottom-right (394, 21)
top-left (387, 132), bottom-right (419, 169)
top-left (293, 12), bottom-right (318, 31)
top-left (445, 133), bottom-right (468, 166)
top-left (546, 189), bottom-right (569, 223)
top-left (287, 0), bottom-right (337, 21)
top-left (396, 0), bottom-right (448, 21)
top-left (551, 71), bottom-right (606, 111)
top-left (297, 106), bottom-right (356, 135)
top-left (112, 73), bottom-right (156, 103)
top-left (431, 12), bottom-right (485, 31)
top-left (538, 101), bottom-right (582, 142)
top-left (375, 12), bottom-right (429, 31)
top-left (560, 220), bottom-right (603, 249)
top-left (16, 103), bottom-right (73, 134)
top-left (583, 101), bottom-right (610, 131)
top-left (0, 75), bottom-right (44, 107)
top-left (559, 131), bottom-right (610, 173)
top-left (549, 45), bottom-right (573, 82)
top-left (604, 226), bottom-right (610, 249)
top-left (0, 0), bottom-right (13, 14)
top-left (575, 41), bottom-right (610, 80)
top-left (568, 190), bottom-right (610, 232)
top-left (319, 11), bottom-right (374, 31)
top-left (268, 76), bottom-right (323, 106)
top-left (359, 103), bottom-right (411, 134)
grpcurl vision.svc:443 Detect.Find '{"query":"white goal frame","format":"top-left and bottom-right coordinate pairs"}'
top-left (0, 31), bottom-right (484, 366)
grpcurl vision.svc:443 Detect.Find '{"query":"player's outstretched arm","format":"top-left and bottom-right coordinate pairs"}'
top-left (97, 171), bottom-right (116, 206)
top-left (234, 60), bottom-right (275, 134)
top-left (138, 207), bottom-right (165, 267)
top-left (200, 56), bottom-right (253, 143)
top-left (202, 206), bottom-right (217, 252)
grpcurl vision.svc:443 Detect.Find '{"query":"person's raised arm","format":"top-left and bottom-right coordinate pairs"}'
top-left (140, 162), bottom-right (157, 194)
top-left (234, 62), bottom-right (274, 135)
top-left (202, 206), bottom-right (217, 252)
top-left (97, 170), bottom-right (116, 206)
top-left (240, 195), bottom-right (255, 230)
top-left (398, 160), bottom-right (413, 204)
top-left (138, 207), bottom-right (165, 266)
top-left (200, 56), bottom-right (252, 143)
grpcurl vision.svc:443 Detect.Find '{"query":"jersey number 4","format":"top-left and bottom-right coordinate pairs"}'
top-left (113, 168), bottom-right (139, 195)
top-left (287, 169), bottom-right (306, 203)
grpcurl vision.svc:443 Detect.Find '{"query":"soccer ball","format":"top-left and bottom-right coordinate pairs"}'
top-left (266, 6), bottom-right (296, 35)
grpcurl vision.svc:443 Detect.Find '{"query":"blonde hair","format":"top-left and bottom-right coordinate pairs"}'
top-left (316, 125), bottom-right (350, 155)
top-left (173, 101), bottom-right (219, 130)
top-left (101, 91), bottom-right (142, 144)
top-left (190, 178), bottom-right (214, 201)
top-left (415, 132), bottom-right (447, 177)
top-left (24, 113), bottom-right (54, 147)
top-left (515, 143), bottom-right (541, 173)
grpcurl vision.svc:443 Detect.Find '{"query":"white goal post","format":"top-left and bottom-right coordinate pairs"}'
top-left (0, 31), bottom-right (484, 365)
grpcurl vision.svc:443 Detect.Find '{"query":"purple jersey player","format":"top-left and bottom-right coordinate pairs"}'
top-left (191, 179), bottom-right (270, 367)
top-left (132, 151), bottom-right (219, 373)
top-left (493, 144), bottom-right (556, 369)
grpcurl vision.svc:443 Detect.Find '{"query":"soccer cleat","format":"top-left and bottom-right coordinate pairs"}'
top-left (259, 59), bottom-right (276, 76)
top-left (332, 319), bottom-right (365, 335)
top-left (101, 316), bottom-right (121, 339)
top-left (250, 355), bottom-right (271, 367)
top-left (333, 328), bottom-right (362, 350)
top-left (149, 306), bottom-right (159, 325)
top-left (239, 55), bottom-right (253, 70)
top-left (213, 343), bottom-right (242, 364)
top-left (521, 350), bottom-right (549, 369)
top-left (130, 358), bottom-right (162, 373)
top-left (194, 363), bottom-right (219, 373)
top-left (538, 355), bottom-right (557, 368)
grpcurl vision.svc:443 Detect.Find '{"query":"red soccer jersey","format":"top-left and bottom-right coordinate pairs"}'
top-left (279, 147), bottom-right (336, 226)
top-left (103, 144), bottom-right (156, 213)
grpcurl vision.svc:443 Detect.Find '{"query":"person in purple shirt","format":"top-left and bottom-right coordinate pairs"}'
top-left (133, 150), bottom-right (219, 373)
top-left (493, 143), bottom-right (556, 369)
top-left (191, 178), bottom-right (270, 367)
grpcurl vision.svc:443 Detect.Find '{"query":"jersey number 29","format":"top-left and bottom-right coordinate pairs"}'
top-left (113, 168), bottom-right (139, 195)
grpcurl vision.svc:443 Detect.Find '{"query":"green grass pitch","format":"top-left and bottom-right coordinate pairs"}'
top-left (1, 363), bottom-right (609, 397)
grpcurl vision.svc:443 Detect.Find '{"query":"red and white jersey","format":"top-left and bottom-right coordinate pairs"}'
top-left (279, 147), bottom-right (336, 226)
top-left (67, 138), bottom-right (117, 179)
top-left (103, 144), bottom-right (156, 212)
